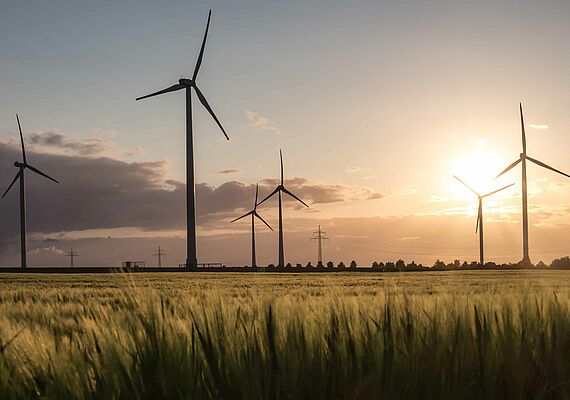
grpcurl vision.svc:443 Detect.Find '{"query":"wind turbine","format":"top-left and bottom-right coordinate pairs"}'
top-left (454, 176), bottom-right (514, 266)
top-left (2, 115), bottom-right (59, 268)
top-left (258, 150), bottom-right (309, 266)
top-left (136, 10), bottom-right (228, 268)
top-left (231, 183), bottom-right (273, 267)
top-left (495, 103), bottom-right (570, 264)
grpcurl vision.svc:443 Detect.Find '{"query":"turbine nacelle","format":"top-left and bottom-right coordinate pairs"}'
top-left (14, 161), bottom-right (25, 168)
top-left (179, 78), bottom-right (194, 86)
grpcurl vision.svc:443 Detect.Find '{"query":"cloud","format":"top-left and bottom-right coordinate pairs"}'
top-left (399, 236), bottom-right (420, 241)
top-left (29, 246), bottom-right (65, 255)
top-left (218, 168), bottom-right (240, 175)
top-left (259, 177), bottom-right (384, 204)
top-left (24, 131), bottom-right (125, 158)
top-left (529, 124), bottom-right (549, 130)
top-left (0, 137), bottom-right (384, 258)
top-left (244, 110), bottom-right (282, 134)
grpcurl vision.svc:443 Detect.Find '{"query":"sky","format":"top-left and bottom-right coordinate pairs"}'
top-left (1, 0), bottom-right (569, 267)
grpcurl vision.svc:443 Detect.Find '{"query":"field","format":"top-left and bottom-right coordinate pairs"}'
top-left (1, 271), bottom-right (570, 399)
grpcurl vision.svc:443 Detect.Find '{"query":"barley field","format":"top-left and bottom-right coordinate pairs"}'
top-left (0, 271), bottom-right (569, 399)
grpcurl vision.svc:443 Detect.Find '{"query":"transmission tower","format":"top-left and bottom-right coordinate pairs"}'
top-left (65, 248), bottom-right (79, 267)
top-left (153, 246), bottom-right (166, 267)
top-left (310, 225), bottom-right (329, 264)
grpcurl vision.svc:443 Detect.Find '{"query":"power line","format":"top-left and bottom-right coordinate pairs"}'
top-left (153, 246), bottom-right (166, 267)
top-left (310, 225), bottom-right (329, 264)
top-left (65, 248), bottom-right (79, 267)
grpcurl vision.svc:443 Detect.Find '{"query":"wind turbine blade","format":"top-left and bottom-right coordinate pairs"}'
top-left (520, 103), bottom-right (526, 155)
top-left (231, 210), bottom-right (253, 223)
top-left (254, 183), bottom-right (259, 210)
top-left (526, 156), bottom-right (570, 179)
top-left (476, 202), bottom-right (481, 233)
top-left (193, 85), bottom-right (229, 140)
top-left (26, 164), bottom-right (59, 183)
top-left (2, 171), bottom-right (22, 199)
top-left (254, 211), bottom-right (274, 232)
top-left (16, 114), bottom-right (26, 164)
top-left (257, 187), bottom-right (279, 206)
top-left (136, 84), bottom-right (184, 101)
top-left (280, 150), bottom-right (284, 185)
top-left (192, 10), bottom-right (212, 81)
top-left (482, 183), bottom-right (515, 198)
top-left (282, 187), bottom-right (309, 207)
top-left (495, 158), bottom-right (521, 179)
top-left (453, 175), bottom-right (479, 197)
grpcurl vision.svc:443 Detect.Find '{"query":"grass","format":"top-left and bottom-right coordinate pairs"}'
top-left (0, 271), bottom-right (569, 399)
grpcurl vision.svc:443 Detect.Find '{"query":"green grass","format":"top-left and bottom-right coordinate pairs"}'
top-left (0, 271), bottom-right (570, 399)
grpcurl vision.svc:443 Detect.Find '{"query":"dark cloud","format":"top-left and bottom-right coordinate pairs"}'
top-left (27, 132), bottom-right (116, 156)
top-left (218, 168), bottom-right (240, 175)
top-left (259, 177), bottom-right (383, 204)
top-left (0, 140), bottom-right (383, 259)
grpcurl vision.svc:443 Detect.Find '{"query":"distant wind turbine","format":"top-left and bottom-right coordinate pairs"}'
top-left (231, 183), bottom-right (273, 267)
top-left (495, 103), bottom-right (570, 264)
top-left (136, 10), bottom-right (228, 268)
top-left (2, 115), bottom-right (59, 268)
top-left (454, 176), bottom-right (514, 266)
top-left (258, 150), bottom-right (309, 267)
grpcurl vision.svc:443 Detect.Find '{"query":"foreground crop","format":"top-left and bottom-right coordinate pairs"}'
top-left (0, 272), bottom-right (569, 399)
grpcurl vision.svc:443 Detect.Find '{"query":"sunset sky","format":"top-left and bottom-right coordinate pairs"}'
top-left (1, 0), bottom-right (569, 266)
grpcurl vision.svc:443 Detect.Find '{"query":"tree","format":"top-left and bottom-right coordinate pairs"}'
top-left (350, 260), bottom-right (357, 269)
top-left (407, 261), bottom-right (418, 270)
top-left (395, 259), bottom-right (406, 271)
top-left (551, 257), bottom-right (570, 269)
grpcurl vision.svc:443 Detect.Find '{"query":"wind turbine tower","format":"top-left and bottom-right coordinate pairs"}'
top-left (136, 10), bottom-right (229, 268)
top-left (2, 115), bottom-right (59, 268)
top-left (231, 183), bottom-right (273, 267)
top-left (154, 246), bottom-right (166, 267)
top-left (496, 103), bottom-right (570, 264)
top-left (258, 150), bottom-right (309, 267)
top-left (454, 176), bottom-right (513, 266)
top-left (310, 225), bottom-right (329, 264)
top-left (65, 249), bottom-right (79, 267)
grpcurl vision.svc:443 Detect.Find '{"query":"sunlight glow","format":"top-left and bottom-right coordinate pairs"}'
top-left (450, 151), bottom-right (513, 198)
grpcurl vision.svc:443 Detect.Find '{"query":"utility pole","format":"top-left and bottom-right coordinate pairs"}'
top-left (65, 248), bottom-right (78, 267)
top-left (154, 246), bottom-right (166, 267)
top-left (310, 225), bottom-right (329, 264)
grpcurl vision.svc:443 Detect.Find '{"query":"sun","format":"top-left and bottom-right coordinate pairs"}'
top-left (450, 150), bottom-right (512, 197)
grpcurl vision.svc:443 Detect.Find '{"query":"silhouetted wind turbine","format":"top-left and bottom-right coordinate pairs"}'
top-left (495, 103), bottom-right (570, 264)
top-left (136, 10), bottom-right (228, 268)
top-left (2, 115), bottom-right (59, 268)
top-left (258, 150), bottom-right (309, 267)
top-left (454, 176), bottom-right (513, 266)
top-left (231, 183), bottom-right (273, 267)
